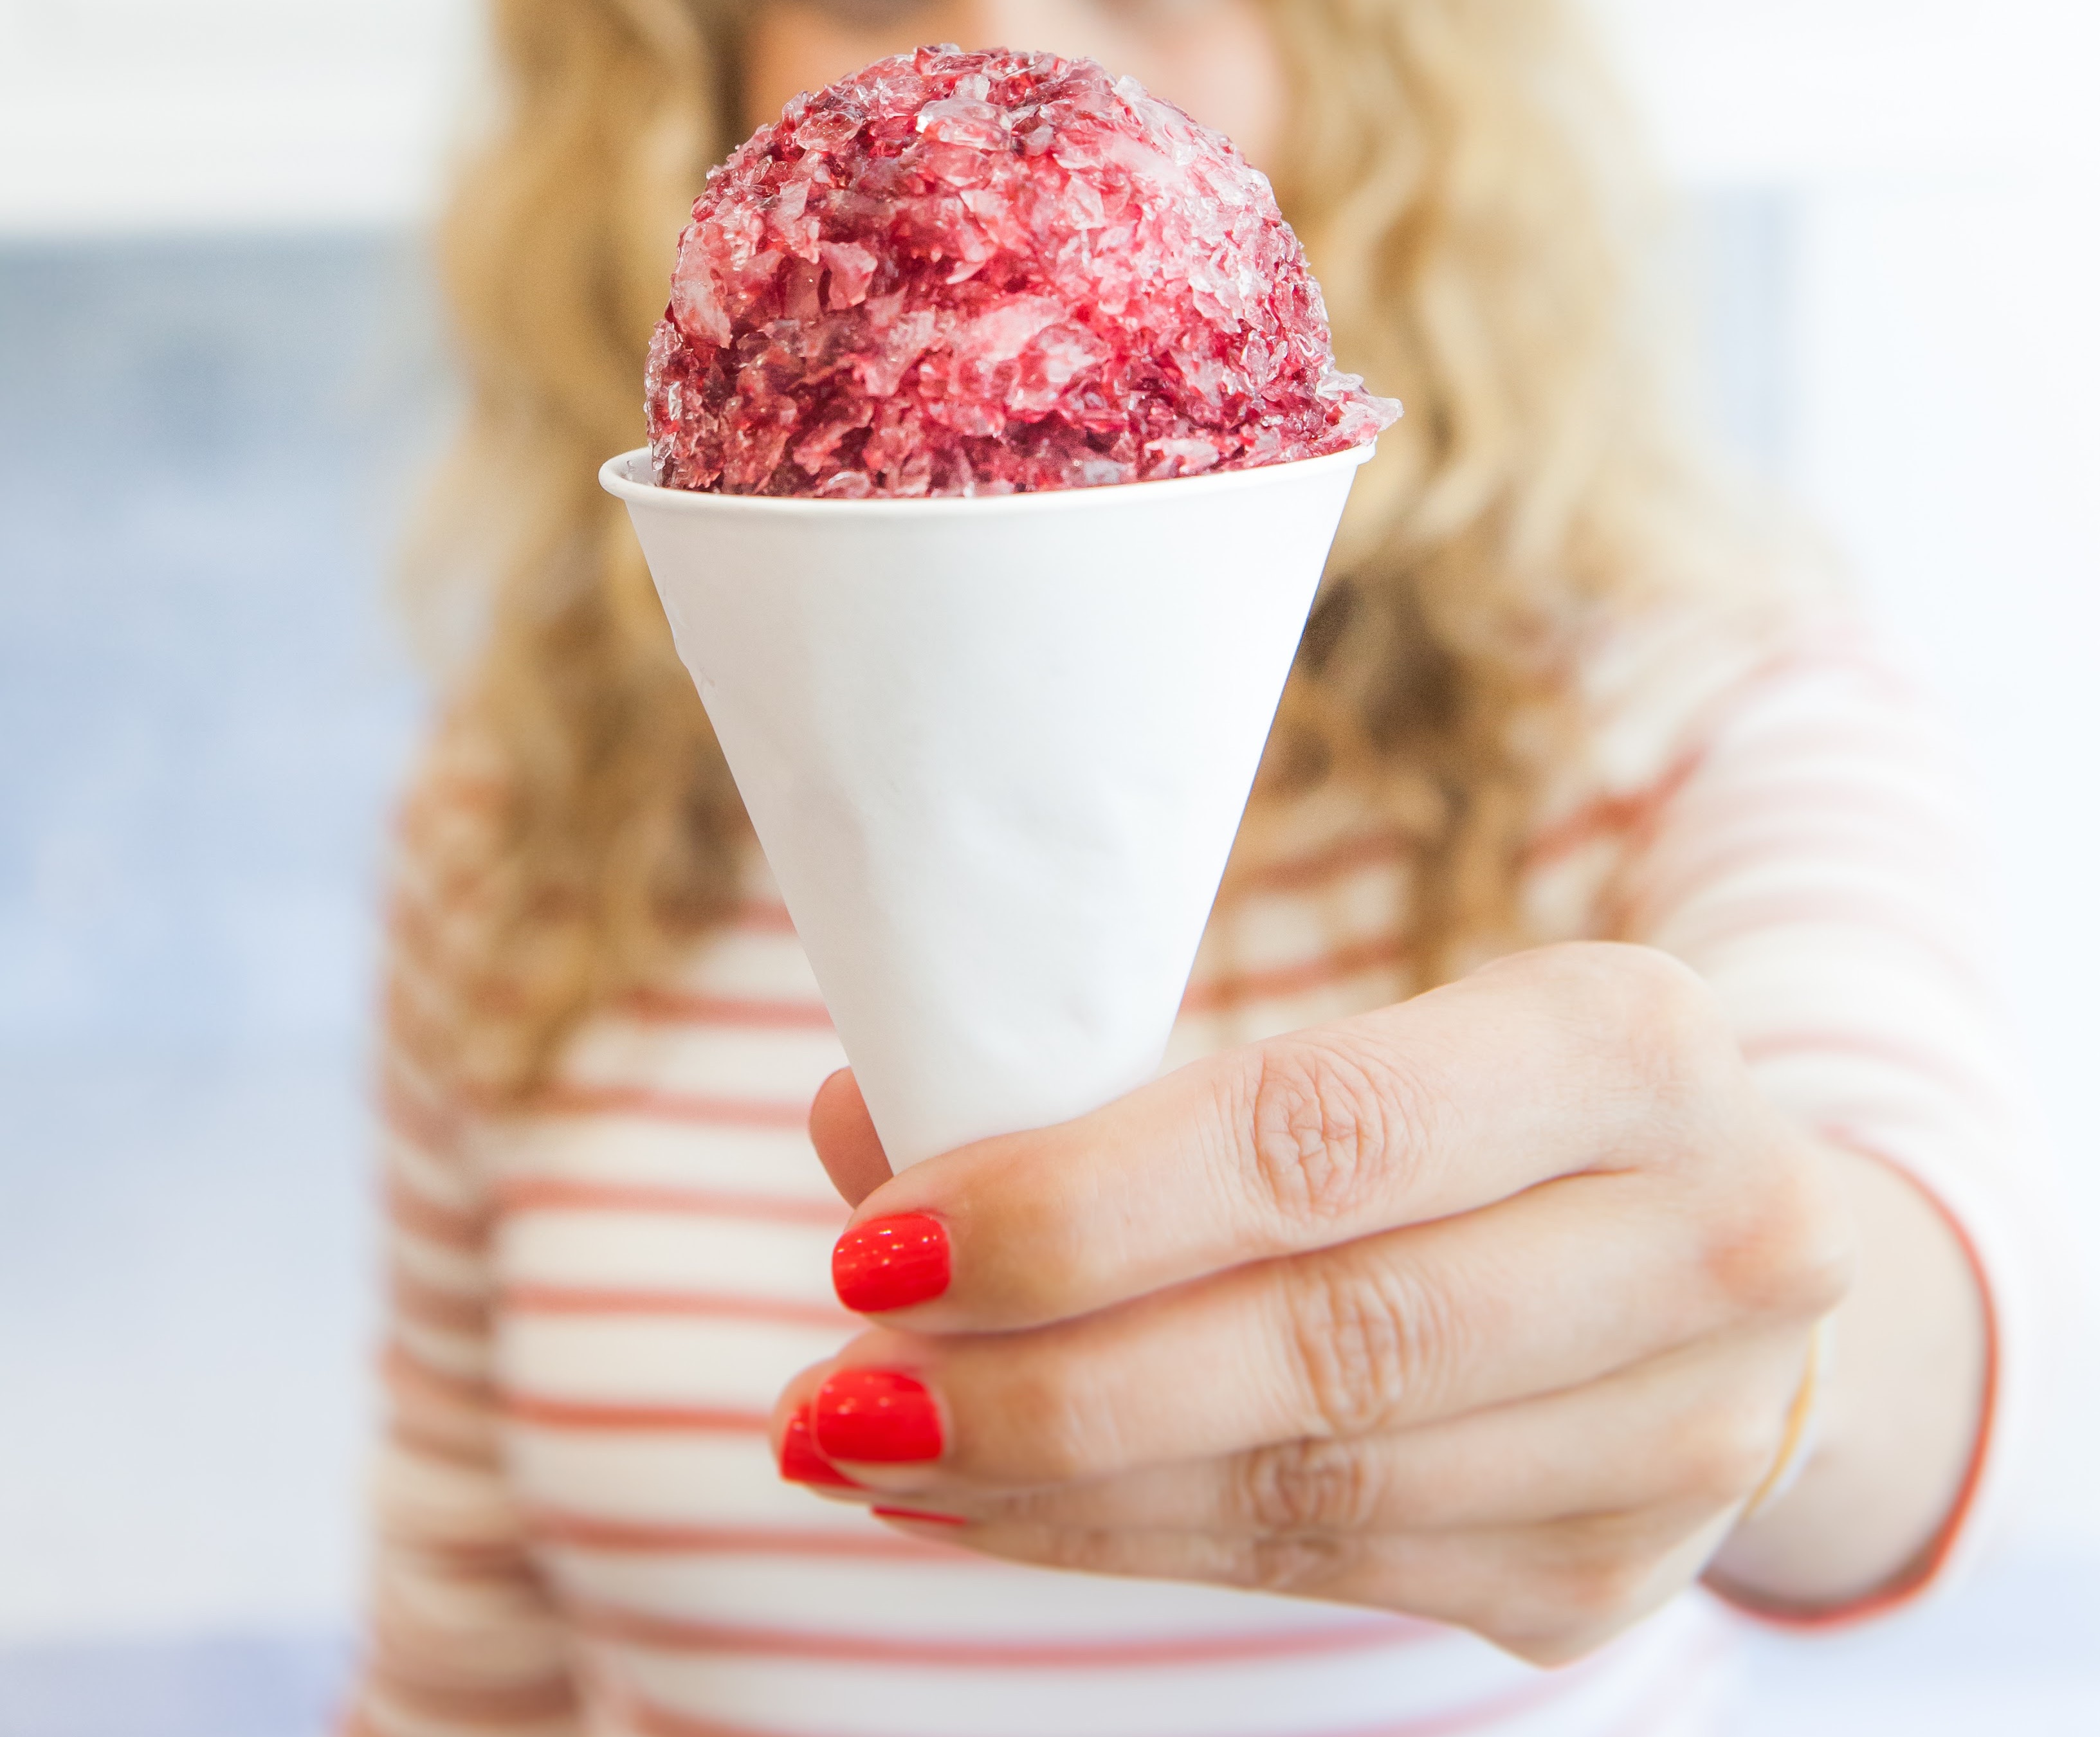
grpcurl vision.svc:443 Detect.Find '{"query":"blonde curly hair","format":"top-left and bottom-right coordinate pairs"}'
top-left (398, 0), bottom-right (1758, 1103)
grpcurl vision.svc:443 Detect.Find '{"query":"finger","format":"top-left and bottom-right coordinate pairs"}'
top-left (769, 1361), bottom-right (886, 1500)
top-left (933, 1330), bottom-right (1810, 1536)
top-left (809, 1069), bottom-right (893, 1208)
top-left (922, 1508), bottom-right (1736, 1668)
top-left (838, 944), bottom-right (1763, 1331)
top-left (810, 1174), bottom-right (1803, 1491)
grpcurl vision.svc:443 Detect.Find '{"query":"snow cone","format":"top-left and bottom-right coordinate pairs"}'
top-left (604, 46), bottom-right (1396, 1169)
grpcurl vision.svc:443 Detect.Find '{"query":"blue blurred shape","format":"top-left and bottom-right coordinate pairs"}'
top-left (0, 233), bottom-right (437, 1056)
top-left (0, 231), bottom-right (441, 1681)
top-left (0, 1632), bottom-right (351, 1737)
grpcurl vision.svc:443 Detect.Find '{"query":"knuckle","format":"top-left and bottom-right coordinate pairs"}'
top-left (1599, 947), bottom-right (1738, 1123)
top-left (1539, 949), bottom-right (1859, 1328)
top-left (1703, 1146), bottom-right (1856, 1320)
top-left (994, 1359), bottom-right (1111, 1484)
top-left (1461, 1556), bottom-right (1646, 1668)
top-left (1025, 1526), bottom-right (1131, 1578)
top-left (988, 1484), bottom-right (1077, 1528)
top-left (1544, 1539), bottom-right (1652, 1628)
top-left (1243, 1032), bottom-right (1430, 1230)
top-left (1520, 945), bottom-right (1739, 1150)
top-left (1283, 1259), bottom-right (1432, 1437)
top-left (1227, 1532), bottom-right (1355, 1597)
top-left (1674, 1405), bottom-right (1778, 1506)
top-left (989, 1165), bottom-right (1094, 1317)
top-left (1237, 1437), bottom-right (1382, 1534)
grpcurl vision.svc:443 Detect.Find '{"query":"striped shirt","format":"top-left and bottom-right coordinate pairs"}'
top-left (347, 606), bottom-right (2041, 1737)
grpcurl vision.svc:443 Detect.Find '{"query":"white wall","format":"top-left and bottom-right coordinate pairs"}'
top-left (1593, 0), bottom-right (2100, 1552)
top-left (8, 1), bottom-right (2096, 228)
top-left (1592, 0), bottom-right (2100, 179)
top-left (0, 0), bottom-right (474, 233)
top-left (1792, 175), bottom-right (2100, 1547)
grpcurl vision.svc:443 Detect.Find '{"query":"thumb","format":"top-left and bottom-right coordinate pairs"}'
top-left (807, 1069), bottom-right (894, 1207)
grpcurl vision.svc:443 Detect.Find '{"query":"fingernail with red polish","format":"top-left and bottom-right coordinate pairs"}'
top-left (779, 1405), bottom-right (863, 1488)
top-left (872, 1507), bottom-right (969, 1527)
top-left (833, 1213), bottom-right (951, 1313)
top-left (814, 1369), bottom-right (944, 1463)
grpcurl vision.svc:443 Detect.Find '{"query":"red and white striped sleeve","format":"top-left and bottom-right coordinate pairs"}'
top-left (341, 756), bottom-right (583, 1737)
top-left (1606, 621), bottom-right (2058, 1615)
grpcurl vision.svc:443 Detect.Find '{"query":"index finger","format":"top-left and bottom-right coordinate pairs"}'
top-left (836, 943), bottom-right (1737, 1331)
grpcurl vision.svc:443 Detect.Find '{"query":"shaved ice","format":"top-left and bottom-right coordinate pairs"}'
top-left (645, 45), bottom-right (1397, 498)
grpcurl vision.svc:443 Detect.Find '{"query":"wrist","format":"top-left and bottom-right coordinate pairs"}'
top-left (1705, 1141), bottom-right (1990, 1619)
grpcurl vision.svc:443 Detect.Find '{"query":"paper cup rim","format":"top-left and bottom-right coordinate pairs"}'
top-left (598, 440), bottom-right (1374, 518)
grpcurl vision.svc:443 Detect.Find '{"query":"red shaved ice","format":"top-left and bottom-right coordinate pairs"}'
top-left (645, 45), bottom-right (1398, 498)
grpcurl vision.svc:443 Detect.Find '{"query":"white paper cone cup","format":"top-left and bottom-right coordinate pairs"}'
top-left (602, 444), bottom-right (1375, 1169)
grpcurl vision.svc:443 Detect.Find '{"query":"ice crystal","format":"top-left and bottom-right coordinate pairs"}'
top-left (646, 46), bottom-right (1398, 497)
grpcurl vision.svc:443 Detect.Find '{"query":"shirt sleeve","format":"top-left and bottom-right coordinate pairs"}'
top-left (1608, 626), bottom-right (2063, 1621)
top-left (340, 754), bottom-right (584, 1737)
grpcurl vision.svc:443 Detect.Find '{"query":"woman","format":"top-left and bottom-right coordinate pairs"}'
top-left (354, 3), bottom-right (2041, 1733)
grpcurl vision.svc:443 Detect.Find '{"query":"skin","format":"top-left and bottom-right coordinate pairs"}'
top-left (744, 1), bottom-right (1288, 167)
top-left (746, 3), bottom-right (1992, 1662)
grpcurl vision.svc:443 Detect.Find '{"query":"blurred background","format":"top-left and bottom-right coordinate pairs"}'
top-left (1, 1), bottom-right (2095, 1732)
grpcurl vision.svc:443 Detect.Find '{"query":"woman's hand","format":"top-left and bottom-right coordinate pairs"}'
top-left (774, 943), bottom-right (1861, 1664)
